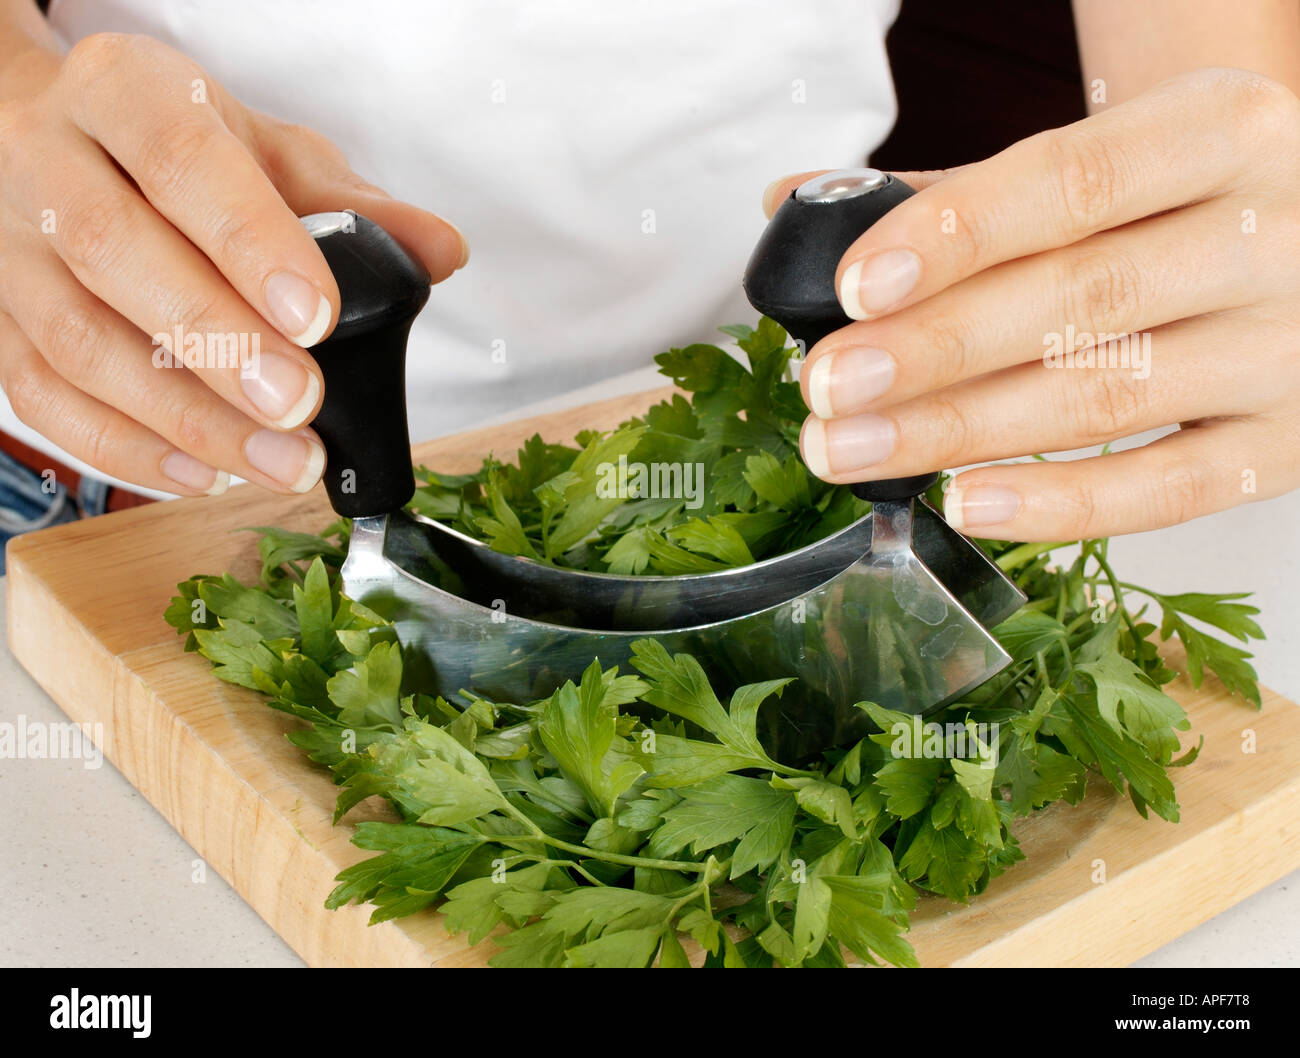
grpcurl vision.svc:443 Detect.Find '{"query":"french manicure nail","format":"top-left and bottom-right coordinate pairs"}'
top-left (806, 346), bottom-right (895, 418)
top-left (245, 429), bottom-right (325, 493)
top-left (241, 351), bottom-right (320, 429)
top-left (265, 271), bottom-right (332, 347)
top-left (944, 483), bottom-right (1021, 532)
top-left (801, 414), bottom-right (896, 479)
top-left (161, 451), bottom-right (228, 495)
top-left (762, 175), bottom-right (794, 217)
top-left (839, 249), bottom-right (921, 320)
top-left (445, 220), bottom-right (471, 269)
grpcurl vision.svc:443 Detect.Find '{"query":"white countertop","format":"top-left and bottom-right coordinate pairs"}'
top-left (2, 371), bottom-right (1298, 968)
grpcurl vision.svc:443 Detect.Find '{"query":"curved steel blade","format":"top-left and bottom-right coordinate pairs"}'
top-left (343, 509), bottom-right (1013, 763)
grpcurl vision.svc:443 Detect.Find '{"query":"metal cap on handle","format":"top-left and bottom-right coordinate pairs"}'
top-left (742, 168), bottom-right (937, 503)
top-left (793, 168), bottom-right (890, 203)
top-left (300, 211), bottom-right (430, 518)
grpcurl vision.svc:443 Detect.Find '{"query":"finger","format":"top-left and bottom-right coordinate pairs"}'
top-left (250, 112), bottom-right (469, 284)
top-left (0, 311), bottom-right (228, 496)
top-left (7, 135), bottom-right (324, 432)
top-left (832, 69), bottom-right (1295, 320)
top-left (762, 171), bottom-right (826, 218)
top-left (52, 33), bottom-right (341, 347)
top-left (0, 240), bottom-right (326, 494)
top-left (801, 199), bottom-right (1274, 418)
top-left (940, 414), bottom-right (1292, 540)
top-left (797, 307), bottom-right (1295, 484)
top-left (761, 167), bottom-right (958, 219)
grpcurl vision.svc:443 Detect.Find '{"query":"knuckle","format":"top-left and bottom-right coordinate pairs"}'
top-left (256, 116), bottom-right (353, 182)
top-left (61, 32), bottom-right (135, 86)
top-left (924, 392), bottom-right (981, 463)
top-left (269, 119), bottom-right (339, 164)
top-left (287, 122), bottom-right (355, 174)
top-left (64, 31), bottom-right (128, 69)
top-left (952, 204), bottom-right (994, 272)
top-left (1067, 369), bottom-right (1148, 443)
top-left (76, 415), bottom-right (118, 474)
top-left (133, 118), bottom-right (217, 197)
top-left (913, 310), bottom-right (978, 383)
top-left (1220, 69), bottom-right (1299, 136)
top-left (1056, 478), bottom-right (1101, 538)
top-left (1147, 455), bottom-right (1215, 528)
top-left (1060, 249), bottom-right (1144, 331)
top-left (3, 367), bottom-right (52, 429)
top-left (282, 121), bottom-right (330, 150)
top-left (59, 186), bottom-right (137, 274)
top-left (205, 208), bottom-right (260, 268)
top-left (163, 285), bottom-right (224, 335)
top-left (335, 170), bottom-right (386, 195)
top-left (169, 394), bottom-right (212, 451)
top-left (34, 300), bottom-right (108, 384)
top-left (1049, 129), bottom-right (1126, 233)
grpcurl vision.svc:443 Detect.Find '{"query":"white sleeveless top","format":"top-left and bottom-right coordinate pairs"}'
top-left (8, 0), bottom-right (899, 495)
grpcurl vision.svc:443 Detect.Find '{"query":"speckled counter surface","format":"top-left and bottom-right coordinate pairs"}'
top-left (2, 373), bottom-right (1297, 968)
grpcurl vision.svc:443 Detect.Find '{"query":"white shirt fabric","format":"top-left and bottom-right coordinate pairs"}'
top-left (6, 0), bottom-right (900, 496)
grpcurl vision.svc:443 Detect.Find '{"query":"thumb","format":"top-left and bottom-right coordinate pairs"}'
top-left (251, 115), bottom-right (469, 283)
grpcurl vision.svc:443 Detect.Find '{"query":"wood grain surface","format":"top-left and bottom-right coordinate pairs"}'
top-left (8, 386), bottom-right (1300, 966)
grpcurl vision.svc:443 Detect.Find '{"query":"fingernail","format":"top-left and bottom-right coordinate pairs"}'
top-left (806, 346), bottom-right (895, 419)
top-left (944, 483), bottom-right (1021, 532)
top-left (241, 351), bottom-right (320, 429)
top-left (762, 175), bottom-right (795, 217)
top-left (839, 249), bottom-right (921, 320)
top-left (801, 414), bottom-right (895, 479)
top-left (161, 451), bottom-right (228, 495)
top-left (245, 429), bottom-right (325, 493)
top-left (265, 271), bottom-right (332, 347)
top-left (444, 220), bottom-right (471, 269)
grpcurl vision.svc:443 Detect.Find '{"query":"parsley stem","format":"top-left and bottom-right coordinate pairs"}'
top-left (567, 862), bottom-right (606, 886)
top-left (1090, 547), bottom-right (1144, 647)
top-left (1064, 612), bottom-right (1096, 635)
top-left (500, 803), bottom-right (709, 874)
top-left (510, 853), bottom-right (605, 886)
top-left (772, 764), bottom-right (821, 779)
top-left (509, 832), bottom-right (711, 875)
top-left (994, 540), bottom-right (1071, 572)
top-left (1034, 651), bottom-right (1052, 689)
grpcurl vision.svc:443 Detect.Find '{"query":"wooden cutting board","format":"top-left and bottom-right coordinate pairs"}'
top-left (8, 387), bottom-right (1300, 967)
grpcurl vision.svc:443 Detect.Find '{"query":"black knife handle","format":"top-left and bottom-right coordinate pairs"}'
top-left (300, 212), bottom-right (430, 518)
top-left (742, 170), bottom-right (937, 503)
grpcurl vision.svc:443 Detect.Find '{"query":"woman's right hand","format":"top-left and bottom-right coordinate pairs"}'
top-left (0, 32), bottom-right (467, 495)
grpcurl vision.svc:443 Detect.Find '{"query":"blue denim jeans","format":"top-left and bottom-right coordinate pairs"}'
top-left (0, 448), bottom-right (95, 574)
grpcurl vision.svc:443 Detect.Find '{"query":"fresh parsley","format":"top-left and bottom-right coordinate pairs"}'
top-left (165, 320), bottom-right (1266, 967)
top-left (407, 317), bottom-right (868, 572)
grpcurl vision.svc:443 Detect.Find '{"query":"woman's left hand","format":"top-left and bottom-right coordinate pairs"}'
top-left (766, 68), bottom-right (1300, 541)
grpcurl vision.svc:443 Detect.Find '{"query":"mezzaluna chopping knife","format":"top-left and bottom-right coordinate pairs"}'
top-left (299, 176), bottom-right (1024, 764)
